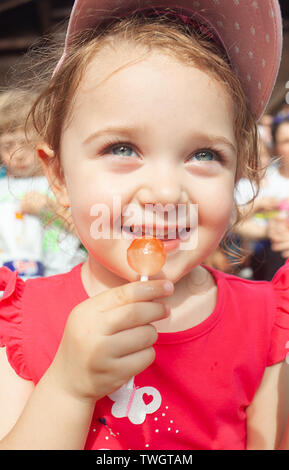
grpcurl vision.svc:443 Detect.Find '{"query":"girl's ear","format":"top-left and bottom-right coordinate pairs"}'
top-left (37, 143), bottom-right (70, 208)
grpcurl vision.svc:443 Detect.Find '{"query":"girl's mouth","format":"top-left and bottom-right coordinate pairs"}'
top-left (121, 225), bottom-right (191, 252)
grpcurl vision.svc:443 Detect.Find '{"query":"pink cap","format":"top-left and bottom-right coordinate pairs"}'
top-left (55, 0), bottom-right (283, 121)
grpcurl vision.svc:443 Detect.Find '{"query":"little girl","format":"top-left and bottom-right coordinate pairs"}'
top-left (0, 0), bottom-right (288, 450)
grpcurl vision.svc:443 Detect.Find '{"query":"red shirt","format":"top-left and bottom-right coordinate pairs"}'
top-left (0, 262), bottom-right (289, 450)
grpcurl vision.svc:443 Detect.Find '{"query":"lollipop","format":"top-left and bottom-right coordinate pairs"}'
top-left (127, 237), bottom-right (166, 281)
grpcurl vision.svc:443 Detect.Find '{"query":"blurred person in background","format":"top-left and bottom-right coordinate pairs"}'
top-left (0, 89), bottom-right (49, 279)
top-left (234, 112), bottom-right (289, 280)
top-left (259, 114), bottom-right (274, 149)
top-left (0, 89), bottom-right (86, 279)
top-left (206, 123), bottom-right (275, 276)
top-left (267, 113), bottom-right (289, 262)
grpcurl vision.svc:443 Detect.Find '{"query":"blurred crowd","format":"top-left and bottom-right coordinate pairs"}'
top-left (0, 89), bottom-right (87, 280)
top-left (205, 100), bottom-right (289, 281)
top-left (0, 88), bottom-right (289, 281)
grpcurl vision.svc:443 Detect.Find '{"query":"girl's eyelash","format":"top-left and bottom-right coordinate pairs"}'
top-left (98, 139), bottom-right (226, 162)
top-left (187, 147), bottom-right (226, 163)
top-left (98, 138), bottom-right (137, 156)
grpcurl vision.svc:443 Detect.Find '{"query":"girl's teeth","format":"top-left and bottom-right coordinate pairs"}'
top-left (122, 226), bottom-right (189, 239)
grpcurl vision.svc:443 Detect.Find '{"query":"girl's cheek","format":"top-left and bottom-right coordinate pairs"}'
top-left (197, 198), bottom-right (234, 233)
top-left (198, 187), bottom-right (233, 212)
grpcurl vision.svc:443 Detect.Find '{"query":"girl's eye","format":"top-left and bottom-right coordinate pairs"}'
top-left (99, 142), bottom-right (224, 163)
top-left (187, 149), bottom-right (223, 163)
top-left (107, 144), bottom-right (138, 158)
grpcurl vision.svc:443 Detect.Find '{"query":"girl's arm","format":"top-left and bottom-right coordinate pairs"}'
top-left (0, 347), bottom-right (95, 450)
top-left (0, 348), bottom-right (34, 440)
top-left (246, 361), bottom-right (289, 450)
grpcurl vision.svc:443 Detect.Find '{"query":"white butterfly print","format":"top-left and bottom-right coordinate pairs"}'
top-left (108, 377), bottom-right (162, 425)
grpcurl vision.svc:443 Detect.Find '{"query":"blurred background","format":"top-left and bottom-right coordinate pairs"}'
top-left (0, 1), bottom-right (288, 281)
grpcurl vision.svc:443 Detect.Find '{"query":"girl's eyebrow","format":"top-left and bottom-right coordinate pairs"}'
top-left (204, 135), bottom-right (237, 154)
top-left (83, 125), bottom-right (237, 154)
top-left (83, 125), bottom-right (144, 145)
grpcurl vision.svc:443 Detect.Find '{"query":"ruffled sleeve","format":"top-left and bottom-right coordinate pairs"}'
top-left (0, 266), bottom-right (31, 380)
top-left (267, 259), bottom-right (289, 366)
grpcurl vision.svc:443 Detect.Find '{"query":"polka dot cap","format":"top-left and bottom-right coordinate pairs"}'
top-left (55, 0), bottom-right (283, 120)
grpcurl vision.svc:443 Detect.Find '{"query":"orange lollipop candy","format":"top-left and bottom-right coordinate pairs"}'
top-left (127, 237), bottom-right (166, 281)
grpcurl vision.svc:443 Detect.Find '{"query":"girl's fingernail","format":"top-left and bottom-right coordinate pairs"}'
top-left (163, 281), bottom-right (174, 292)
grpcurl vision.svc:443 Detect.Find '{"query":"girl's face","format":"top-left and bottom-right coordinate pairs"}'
top-left (51, 45), bottom-right (237, 283)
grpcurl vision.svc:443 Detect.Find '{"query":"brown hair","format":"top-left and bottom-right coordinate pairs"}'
top-left (27, 12), bottom-right (261, 265)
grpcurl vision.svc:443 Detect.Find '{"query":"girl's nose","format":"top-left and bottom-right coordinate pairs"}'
top-left (136, 167), bottom-right (188, 206)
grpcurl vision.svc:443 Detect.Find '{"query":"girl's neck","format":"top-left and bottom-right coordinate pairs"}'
top-left (152, 265), bottom-right (217, 333)
top-left (81, 257), bottom-right (128, 297)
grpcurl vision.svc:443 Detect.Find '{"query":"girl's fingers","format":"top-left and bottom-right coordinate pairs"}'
top-left (100, 301), bottom-right (168, 335)
top-left (108, 325), bottom-right (158, 358)
top-left (114, 347), bottom-right (156, 380)
top-left (84, 279), bottom-right (174, 313)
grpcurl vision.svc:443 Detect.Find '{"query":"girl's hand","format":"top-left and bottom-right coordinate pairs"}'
top-left (268, 216), bottom-right (289, 258)
top-left (47, 280), bottom-right (173, 403)
top-left (253, 197), bottom-right (279, 214)
top-left (20, 192), bottom-right (49, 216)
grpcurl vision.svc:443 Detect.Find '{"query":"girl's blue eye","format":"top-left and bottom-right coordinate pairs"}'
top-left (101, 142), bottom-right (224, 163)
top-left (189, 150), bottom-right (221, 162)
top-left (110, 144), bottom-right (137, 157)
